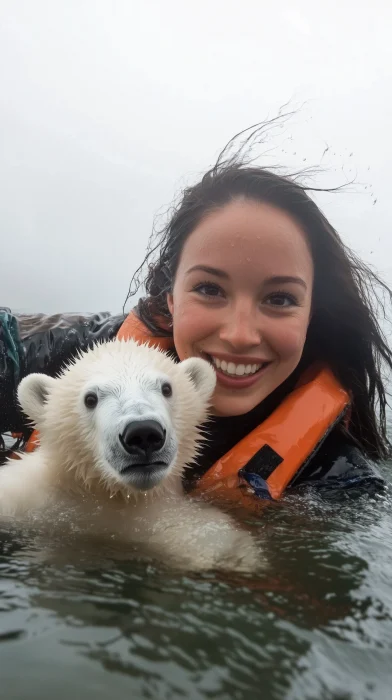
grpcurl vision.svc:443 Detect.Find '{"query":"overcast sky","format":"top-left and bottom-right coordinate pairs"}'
top-left (1, 0), bottom-right (391, 316)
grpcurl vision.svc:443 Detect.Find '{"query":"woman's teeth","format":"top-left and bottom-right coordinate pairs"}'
top-left (211, 356), bottom-right (263, 377)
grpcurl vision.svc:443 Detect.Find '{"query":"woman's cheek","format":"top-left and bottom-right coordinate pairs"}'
top-left (172, 300), bottom-right (217, 359)
top-left (270, 317), bottom-right (308, 360)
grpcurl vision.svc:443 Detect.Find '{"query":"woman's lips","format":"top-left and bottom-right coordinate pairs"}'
top-left (204, 351), bottom-right (270, 365)
top-left (201, 352), bottom-right (272, 389)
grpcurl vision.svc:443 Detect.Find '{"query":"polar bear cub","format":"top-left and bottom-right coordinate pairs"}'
top-left (0, 339), bottom-right (260, 572)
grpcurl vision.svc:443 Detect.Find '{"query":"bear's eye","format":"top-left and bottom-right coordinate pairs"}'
top-left (84, 392), bottom-right (98, 409)
top-left (161, 382), bottom-right (172, 398)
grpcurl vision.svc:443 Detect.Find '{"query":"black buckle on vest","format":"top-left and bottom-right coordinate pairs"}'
top-left (240, 443), bottom-right (283, 480)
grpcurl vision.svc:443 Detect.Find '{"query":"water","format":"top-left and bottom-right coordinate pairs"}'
top-left (1, 470), bottom-right (392, 698)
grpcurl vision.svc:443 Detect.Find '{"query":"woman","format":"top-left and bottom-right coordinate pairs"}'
top-left (1, 121), bottom-right (391, 503)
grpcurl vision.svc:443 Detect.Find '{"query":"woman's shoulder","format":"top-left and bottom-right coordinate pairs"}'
top-left (289, 426), bottom-right (386, 497)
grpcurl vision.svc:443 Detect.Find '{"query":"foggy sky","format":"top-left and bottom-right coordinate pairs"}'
top-left (1, 0), bottom-right (391, 315)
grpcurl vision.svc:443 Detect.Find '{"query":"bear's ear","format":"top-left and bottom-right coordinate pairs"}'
top-left (179, 358), bottom-right (216, 403)
top-left (17, 373), bottom-right (57, 426)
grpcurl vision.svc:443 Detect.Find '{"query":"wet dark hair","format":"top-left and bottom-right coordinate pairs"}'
top-left (126, 116), bottom-right (392, 461)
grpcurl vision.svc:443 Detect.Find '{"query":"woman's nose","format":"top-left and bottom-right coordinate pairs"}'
top-left (219, 305), bottom-right (262, 350)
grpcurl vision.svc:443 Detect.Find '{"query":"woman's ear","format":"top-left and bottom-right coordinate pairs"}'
top-left (167, 293), bottom-right (174, 316)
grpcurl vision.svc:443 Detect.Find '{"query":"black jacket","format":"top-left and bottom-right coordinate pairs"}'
top-left (0, 309), bottom-right (385, 498)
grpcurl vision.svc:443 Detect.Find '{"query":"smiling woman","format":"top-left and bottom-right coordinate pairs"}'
top-left (121, 119), bottom-right (392, 501)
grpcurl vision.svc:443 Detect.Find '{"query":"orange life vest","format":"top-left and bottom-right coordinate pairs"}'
top-left (22, 310), bottom-right (350, 509)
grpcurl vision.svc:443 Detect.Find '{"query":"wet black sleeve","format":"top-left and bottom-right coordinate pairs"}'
top-left (288, 427), bottom-right (386, 498)
top-left (0, 309), bottom-right (125, 460)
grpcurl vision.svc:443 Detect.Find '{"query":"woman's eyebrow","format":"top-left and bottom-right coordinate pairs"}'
top-left (186, 267), bottom-right (307, 291)
top-left (265, 275), bottom-right (307, 290)
top-left (186, 265), bottom-right (229, 279)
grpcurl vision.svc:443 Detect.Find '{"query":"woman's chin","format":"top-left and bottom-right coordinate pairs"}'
top-left (211, 392), bottom-right (266, 417)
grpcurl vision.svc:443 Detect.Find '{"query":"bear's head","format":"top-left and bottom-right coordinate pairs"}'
top-left (17, 340), bottom-right (216, 497)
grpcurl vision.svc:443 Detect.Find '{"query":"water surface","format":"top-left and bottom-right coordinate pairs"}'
top-left (1, 463), bottom-right (391, 699)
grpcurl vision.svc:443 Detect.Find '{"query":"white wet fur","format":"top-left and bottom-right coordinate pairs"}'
top-left (0, 339), bottom-right (260, 572)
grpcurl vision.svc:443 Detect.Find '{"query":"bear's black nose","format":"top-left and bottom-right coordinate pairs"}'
top-left (120, 420), bottom-right (166, 459)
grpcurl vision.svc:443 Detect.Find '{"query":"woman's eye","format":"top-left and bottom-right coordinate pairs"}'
top-left (193, 282), bottom-right (224, 298)
top-left (265, 292), bottom-right (298, 308)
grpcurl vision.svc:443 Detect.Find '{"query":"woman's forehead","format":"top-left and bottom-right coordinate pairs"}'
top-left (178, 199), bottom-right (313, 280)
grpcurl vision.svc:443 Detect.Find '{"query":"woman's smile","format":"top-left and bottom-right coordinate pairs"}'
top-left (200, 351), bottom-right (273, 389)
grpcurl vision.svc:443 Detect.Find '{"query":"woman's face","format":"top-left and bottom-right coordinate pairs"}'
top-left (167, 198), bottom-right (314, 417)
